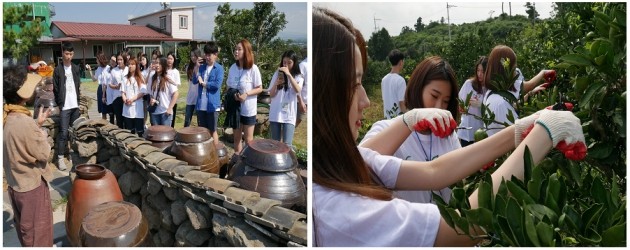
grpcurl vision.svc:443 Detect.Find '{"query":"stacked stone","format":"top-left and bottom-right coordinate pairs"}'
top-left (40, 95), bottom-right (90, 169)
top-left (69, 120), bottom-right (307, 247)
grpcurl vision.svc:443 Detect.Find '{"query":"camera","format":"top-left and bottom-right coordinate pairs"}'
top-left (278, 71), bottom-right (288, 90)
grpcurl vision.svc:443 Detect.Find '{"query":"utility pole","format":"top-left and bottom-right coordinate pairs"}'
top-left (502, 2), bottom-right (504, 15)
top-left (373, 14), bottom-right (381, 33)
top-left (489, 10), bottom-right (495, 19)
top-left (446, 2), bottom-right (456, 42)
top-left (509, 2), bottom-right (512, 16)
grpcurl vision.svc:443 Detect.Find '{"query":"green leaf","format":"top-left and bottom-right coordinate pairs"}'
top-left (527, 163), bottom-right (544, 201)
top-left (506, 181), bottom-right (536, 206)
top-left (579, 81), bottom-right (604, 109)
top-left (590, 177), bottom-right (608, 206)
top-left (577, 228), bottom-right (602, 245)
top-left (545, 174), bottom-right (562, 213)
top-left (523, 146), bottom-right (533, 184)
top-left (477, 175), bottom-right (493, 211)
top-left (463, 208), bottom-right (494, 231)
top-left (536, 221), bottom-right (555, 246)
top-left (601, 223), bottom-right (626, 247)
top-left (526, 204), bottom-right (559, 224)
top-left (497, 216), bottom-right (517, 246)
top-left (506, 198), bottom-right (526, 246)
top-left (495, 195), bottom-right (507, 216)
top-left (610, 174), bottom-right (620, 207)
top-left (588, 142), bottom-right (614, 159)
top-left (560, 53), bottom-right (593, 67)
top-left (582, 203), bottom-right (605, 233)
top-left (524, 211), bottom-right (541, 247)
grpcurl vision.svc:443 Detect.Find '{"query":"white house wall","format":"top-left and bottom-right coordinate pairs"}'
top-left (170, 9), bottom-right (193, 40)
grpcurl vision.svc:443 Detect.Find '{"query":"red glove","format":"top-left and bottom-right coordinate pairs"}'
top-left (402, 108), bottom-right (457, 138)
top-left (545, 102), bottom-right (574, 111)
top-left (536, 110), bottom-right (587, 161)
top-left (544, 70), bottom-right (556, 83)
top-left (482, 161), bottom-right (495, 171)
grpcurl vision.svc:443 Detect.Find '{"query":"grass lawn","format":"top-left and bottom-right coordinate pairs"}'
top-left (81, 76), bottom-right (307, 151)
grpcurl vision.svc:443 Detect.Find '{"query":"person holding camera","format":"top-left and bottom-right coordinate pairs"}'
top-left (147, 57), bottom-right (179, 126)
top-left (184, 48), bottom-right (202, 127)
top-left (268, 50), bottom-right (304, 149)
top-left (196, 42), bottom-right (224, 146)
top-left (225, 39), bottom-right (263, 154)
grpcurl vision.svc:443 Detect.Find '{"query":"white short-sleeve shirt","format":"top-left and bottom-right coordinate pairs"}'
top-left (268, 71), bottom-right (304, 125)
top-left (381, 73), bottom-right (407, 119)
top-left (360, 119), bottom-right (459, 203)
top-left (234, 64), bottom-right (262, 117)
top-left (147, 76), bottom-right (179, 115)
top-left (121, 77), bottom-right (147, 119)
top-left (107, 66), bottom-right (128, 104)
top-left (313, 147), bottom-right (441, 247)
top-left (457, 79), bottom-right (486, 142)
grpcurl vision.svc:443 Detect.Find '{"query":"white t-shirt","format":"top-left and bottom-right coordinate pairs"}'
top-left (121, 77), bottom-right (147, 119)
top-left (107, 66), bottom-right (128, 104)
top-left (62, 65), bottom-right (79, 110)
top-left (198, 64), bottom-right (214, 111)
top-left (95, 65), bottom-right (110, 86)
top-left (268, 71), bottom-right (304, 125)
top-left (457, 79), bottom-right (486, 142)
top-left (483, 68), bottom-right (524, 137)
top-left (299, 57), bottom-right (308, 106)
top-left (167, 68), bottom-right (181, 86)
top-left (360, 119), bottom-right (459, 203)
top-left (313, 147), bottom-right (441, 247)
top-left (227, 64), bottom-right (262, 117)
top-left (147, 76), bottom-right (179, 115)
top-left (381, 73), bottom-right (406, 119)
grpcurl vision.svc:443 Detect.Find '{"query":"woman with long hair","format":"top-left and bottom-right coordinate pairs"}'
top-left (225, 39), bottom-right (263, 154)
top-left (268, 50), bottom-right (304, 148)
top-left (457, 56), bottom-right (488, 146)
top-left (166, 51), bottom-right (180, 127)
top-left (147, 57), bottom-right (179, 126)
top-left (108, 51), bottom-right (129, 128)
top-left (312, 7), bottom-right (586, 247)
top-left (359, 56), bottom-right (460, 204)
top-left (92, 51), bottom-right (111, 120)
top-left (121, 58), bottom-right (147, 136)
top-left (483, 45), bottom-right (555, 136)
top-left (184, 48), bottom-right (202, 127)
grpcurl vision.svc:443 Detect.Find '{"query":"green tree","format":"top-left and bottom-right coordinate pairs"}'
top-left (414, 17), bottom-right (425, 32)
top-left (213, 3), bottom-right (287, 55)
top-left (367, 28), bottom-right (393, 61)
top-left (3, 4), bottom-right (43, 60)
top-left (525, 2), bottom-right (540, 22)
top-left (400, 26), bottom-right (413, 35)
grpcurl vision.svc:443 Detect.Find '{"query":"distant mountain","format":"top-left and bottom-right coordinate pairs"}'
top-left (278, 31), bottom-right (307, 41)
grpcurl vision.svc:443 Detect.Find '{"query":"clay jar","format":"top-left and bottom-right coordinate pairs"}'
top-left (258, 90), bottom-right (271, 104)
top-left (80, 201), bottom-right (152, 247)
top-left (228, 139), bottom-right (305, 208)
top-left (144, 125), bottom-right (176, 152)
top-left (168, 127), bottom-right (219, 174)
top-left (66, 164), bottom-right (123, 247)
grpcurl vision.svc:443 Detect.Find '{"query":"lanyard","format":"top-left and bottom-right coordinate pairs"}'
top-left (413, 132), bottom-right (432, 161)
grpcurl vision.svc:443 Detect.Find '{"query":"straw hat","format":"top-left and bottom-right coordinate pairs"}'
top-left (17, 73), bottom-right (43, 99)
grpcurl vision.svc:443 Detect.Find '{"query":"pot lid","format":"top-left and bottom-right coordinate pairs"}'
top-left (174, 127), bottom-right (211, 143)
top-left (80, 201), bottom-right (146, 247)
top-left (240, 139), bottom-right (297, 172)
top-left (144, 125), bottom-right (176, 142)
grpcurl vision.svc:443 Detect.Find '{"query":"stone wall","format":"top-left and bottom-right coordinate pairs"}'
top-left (67, 120), bottom-right (307, 247)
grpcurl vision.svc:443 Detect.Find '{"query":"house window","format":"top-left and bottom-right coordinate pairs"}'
top-left (92, 45), bottom-right (103, 57)
top-left (159, 16), bottom-right (167, 30)
top-left (179, 15), bottom-right (188, 29)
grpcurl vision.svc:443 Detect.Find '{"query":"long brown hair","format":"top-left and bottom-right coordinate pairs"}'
top-left (126, 58), bottom-right (144, 87)
top-left (470, 56), bottom-right (488, 93)
top-left (151, 57), bottom-right (169, 92)
top-left (313, 7), bottom-right (392, 201)
top-left (236, 39), bottom-right (254, 69)
top-left (485, 45), bottom-right (517, 92)
top-left (405, 56), bottom-right (460, 121)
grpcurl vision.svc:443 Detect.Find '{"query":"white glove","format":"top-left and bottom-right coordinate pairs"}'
top-left (469, 96), bottom-right (481, 108)
top-left (401, 108), bottom-right (457, 138)
top-left (535, 110), bottom-right (587, 160)
top-left (514, 111), bottom-right (541, 147)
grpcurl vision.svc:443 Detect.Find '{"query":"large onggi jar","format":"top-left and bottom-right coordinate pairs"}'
top-left (65, 164), bottom-right (123, 247)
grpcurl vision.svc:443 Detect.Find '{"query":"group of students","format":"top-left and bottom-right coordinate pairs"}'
top-left (313, 7), bottom-right (587, 246)
top-left (88, 39), bottom-right (308, 153)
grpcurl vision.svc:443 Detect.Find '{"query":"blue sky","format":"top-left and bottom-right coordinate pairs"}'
top-left (50, 2), bottom-right (307, 41)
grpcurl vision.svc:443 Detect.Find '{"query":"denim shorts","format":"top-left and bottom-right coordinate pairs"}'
top-left (240, 115), bottom-right (257, 125)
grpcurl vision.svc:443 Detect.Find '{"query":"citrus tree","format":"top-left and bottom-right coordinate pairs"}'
top-left (441, 3), bottom-right (626, 246)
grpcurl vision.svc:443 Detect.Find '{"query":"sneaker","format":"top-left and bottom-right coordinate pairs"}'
top-left (57, 158), bottom-right (67, 171)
